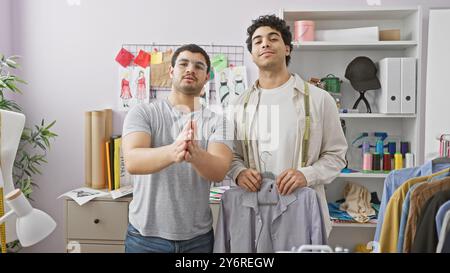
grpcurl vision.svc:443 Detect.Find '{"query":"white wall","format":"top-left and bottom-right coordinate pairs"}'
top-left (424, 9), bottom-right (450, 160)
top-left (0, 0), bottom-right (11, 56)
top-left (7, 0), bottom-right (450, 252)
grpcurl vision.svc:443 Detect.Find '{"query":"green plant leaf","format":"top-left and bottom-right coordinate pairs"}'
top-left (3, 52), bottom-right (58, 202)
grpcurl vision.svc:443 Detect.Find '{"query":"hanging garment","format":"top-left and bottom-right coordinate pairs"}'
top-left (440, 229), bottom-right (450, 253)
top-left (213, 175), bottom-right (326, 253)
top-left (435, 200), bottom-right (450, 237)
top-left (403, 176), bottom-right (450, 253)
top-left (379, 176), bottom-right (427, 253)
top-left (411, 189), bottom-right (450, 253)
top-left (397, 182), bottom-right (424, 253)
top-left (396, 170), bottom-right (450, 252)
top-left (437, 210), bottom-right (450, 253)
top-left (374, 160), bottom-right (450, 242)
top-left (339, 183), bottom-right (375, 223)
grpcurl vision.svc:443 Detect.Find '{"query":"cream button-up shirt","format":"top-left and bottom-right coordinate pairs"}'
top-left (228, 73), bottom-right (348, 237)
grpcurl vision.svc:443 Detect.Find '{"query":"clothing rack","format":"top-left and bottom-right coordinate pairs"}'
top-left (121, 43), bottom-right (245, 99)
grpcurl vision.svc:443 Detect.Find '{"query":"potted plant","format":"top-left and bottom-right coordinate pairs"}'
top-left (0, 53), bottom-right (58, 251)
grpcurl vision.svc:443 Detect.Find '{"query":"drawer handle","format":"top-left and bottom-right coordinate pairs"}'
top-left (94, 219), bottom-right (100, 224)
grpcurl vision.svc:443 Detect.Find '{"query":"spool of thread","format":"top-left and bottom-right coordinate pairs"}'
top-left (383, 153), bottom-right (392, 171)
top-left (362, 141), bottom-right (371, 155)
top-left (388, 142), bottom-right (396, 155)
top-left (376, 140), bottom-right (384, 154)
top-left (400, 142), bottom-right (409, 157)
top-left (395, 153), bottom-right (403, 170)
top-left (405, 153), bottom-right (414, 168)
top-left (372, 153), bottom-right (381, 171)
top-left (363, 153), bottom-right (373, 172)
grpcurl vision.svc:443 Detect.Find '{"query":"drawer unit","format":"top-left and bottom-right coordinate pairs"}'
top-left (64, 196), bottom-right (131, 253)
top-left (65, 196), bottom-right (220, 252)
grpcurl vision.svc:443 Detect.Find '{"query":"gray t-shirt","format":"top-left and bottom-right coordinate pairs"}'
top-left (122, 99), bottom-right (233, 240)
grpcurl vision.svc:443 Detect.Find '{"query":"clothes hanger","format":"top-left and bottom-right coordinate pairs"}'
top-left (432, 157), bottom-right (450, 165)
top-left (257, 184), bottom-right (278, 206)
top-left (430, 167), bottom-right (450, 177)
top-left (427, 167), bottom-right (450, 183)
top-left (259, 151), bottom-right (276, 180)
top-left (257, 152), bottom-right (278, 206)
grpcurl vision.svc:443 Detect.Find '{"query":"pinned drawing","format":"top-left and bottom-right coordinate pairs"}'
top-left (200, 81), bottom-right (210, 107)
top-left (118, 66), bottom-right (150, 111)
top-left (231, 66), bottom-right (247, 96)
top-left (214, 66), bottom-right (248, 107)
top-left (119, 68), bottom-right (132, 109)
top-left (215, 70), bottom-right (231, 106)
top-left (135, 70), bottom-right (147, 103)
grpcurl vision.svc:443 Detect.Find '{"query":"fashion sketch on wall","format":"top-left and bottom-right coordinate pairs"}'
top-left (214, 66), bottom-right (248, 107)
top-left (200, 81), bottom-right (210, 107)
top-left (118, 66), bottom-right (150, 111)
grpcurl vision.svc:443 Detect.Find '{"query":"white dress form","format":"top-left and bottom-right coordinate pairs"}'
top-left (0, 109), bottom-right (26, 243)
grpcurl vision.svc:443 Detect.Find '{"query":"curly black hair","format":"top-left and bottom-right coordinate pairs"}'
top-left (246, 14), bottom-right (293, 66)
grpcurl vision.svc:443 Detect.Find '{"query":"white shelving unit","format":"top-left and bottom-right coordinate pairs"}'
top-left (339, 172), bottom-right (388, 178)
top-left (281, 7), bottom-right (423, 252)
top-left (332, 223), bottom-right (377, 228)
top-left (339, 113), bottom-right (416, 118)
top-left (292, 41), bottom-right (418, 51)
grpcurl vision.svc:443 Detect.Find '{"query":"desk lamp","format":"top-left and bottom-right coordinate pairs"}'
top-left (0, 189), bottom-right (56, 248)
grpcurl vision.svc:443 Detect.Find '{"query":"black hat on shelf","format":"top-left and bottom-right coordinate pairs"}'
top-left (345, 56), bottom-right (381, 92)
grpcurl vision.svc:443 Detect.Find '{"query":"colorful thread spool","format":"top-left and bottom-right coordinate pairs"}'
top-left (376, 140), bottom-right (384, 154)
top-left (383, 153), bottom-right (392, 171)
top-left (388, 142), bottom-right (396, 155)
top-left (363, 153), bottom-right (373, 172)
top-left (405, 153), bottom-right (414, 168)
top-left (372, 153), bottom-right (381, 171)
top-left (395, 153), bottom-right (403, 170)
top-left (401, 142), bottom-right (409, 157)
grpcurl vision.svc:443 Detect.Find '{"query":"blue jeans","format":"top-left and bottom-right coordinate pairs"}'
top-left (125, 223), bottom-right (214, 253)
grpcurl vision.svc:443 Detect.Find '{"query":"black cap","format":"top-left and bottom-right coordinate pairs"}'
top-left (345, 56), bottom-right (381, 92)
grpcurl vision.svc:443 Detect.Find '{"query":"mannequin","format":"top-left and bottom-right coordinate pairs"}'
top-left (0, 109), bottom-right (26, 243)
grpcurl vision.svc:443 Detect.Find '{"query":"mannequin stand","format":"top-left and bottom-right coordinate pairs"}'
top-left (352, 90), bottom-right (372, 113)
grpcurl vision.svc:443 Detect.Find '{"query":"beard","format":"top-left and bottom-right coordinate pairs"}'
top-left (173, 79), bottom-right (203, 96)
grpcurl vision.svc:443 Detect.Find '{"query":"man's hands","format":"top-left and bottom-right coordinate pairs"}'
top-left (236, 169), bottom-right (262, 192)
top-left (170, 120), bottom-right (204, 164)
top-left (237, 168), bottom-right (307, 195)
top-left (169, 122), bottom-right (190, 163)
top-left (276, 168), bottom-right (307, 195)
top-left (184, 121), bottom-right (204, 163)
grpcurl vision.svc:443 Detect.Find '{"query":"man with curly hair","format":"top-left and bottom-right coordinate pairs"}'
top-left (228, 14), bottom-right (348, 237)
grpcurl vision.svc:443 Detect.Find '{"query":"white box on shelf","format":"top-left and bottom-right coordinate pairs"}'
top-left (400, 57), bottom-right (416, 114)
top-left (315, 26), bottom-right (379, 42)
top-left (375, 58), bottom-right (401, 113)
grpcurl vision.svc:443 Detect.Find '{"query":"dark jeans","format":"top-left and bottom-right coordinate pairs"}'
top-left (125, 223), bottom-right (214, 253)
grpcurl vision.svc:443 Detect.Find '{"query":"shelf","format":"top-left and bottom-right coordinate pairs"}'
top-left (292, 41), bottom-right (417, 51)
top-left (339, 172), bottom-right (388, 178)
top-left (339, 113), bottom-right (416, 118)
top-left (283, 8), bottom-right (419, 21)
top-left (332, 222), bottom-right (377, 228)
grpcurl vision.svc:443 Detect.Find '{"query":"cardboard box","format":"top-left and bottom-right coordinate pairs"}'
top-left (379, 29), bottom-right (400, 41)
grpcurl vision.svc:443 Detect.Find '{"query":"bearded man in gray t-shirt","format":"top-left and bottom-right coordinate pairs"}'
top-left (122, 44), bottom-right (233, 253)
